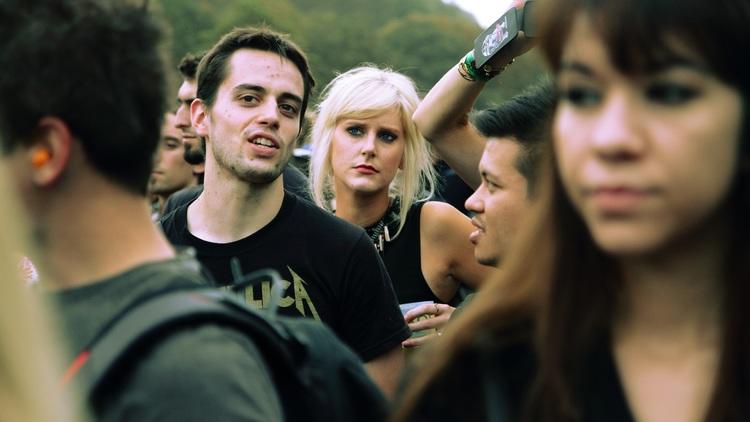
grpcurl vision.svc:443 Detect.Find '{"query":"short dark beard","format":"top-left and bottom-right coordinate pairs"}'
top-left (183, 138), bottom-right (206, 165)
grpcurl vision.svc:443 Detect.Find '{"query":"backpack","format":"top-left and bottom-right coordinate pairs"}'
top-left (62, 267), bottom-right (389, 422)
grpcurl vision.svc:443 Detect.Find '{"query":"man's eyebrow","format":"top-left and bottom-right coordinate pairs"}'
top-left (233, 84), bottom-right (265, 95)
top-left (232, 84), bottom-right (302, 106)
top-left (279, 92), bottom-right (303, 105)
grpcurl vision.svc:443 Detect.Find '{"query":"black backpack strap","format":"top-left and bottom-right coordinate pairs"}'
top-left (63, 288), bottom-right (300, 402)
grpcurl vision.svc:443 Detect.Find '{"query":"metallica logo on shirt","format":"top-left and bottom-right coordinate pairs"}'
top-left (160, 191), bottom-right (411, 361)
top-left (220, 266), bottom-right (321, 321)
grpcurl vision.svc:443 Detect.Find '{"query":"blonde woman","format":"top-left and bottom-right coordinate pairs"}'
top-left (309, 66), bottom-right (493, 345)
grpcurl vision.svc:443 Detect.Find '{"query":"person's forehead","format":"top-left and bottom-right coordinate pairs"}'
top-left (177, 79), bottom-right (197, 99)
top-left (481, 137), bottom-right (521, 174)
top-left (339, 108), bottom-right (404, 131)
top-left (221, 49), bottom-right (304, 95)
top-left (161, 114), bottom-right (181, 138)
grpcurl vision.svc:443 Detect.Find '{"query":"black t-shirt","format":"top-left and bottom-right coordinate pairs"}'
top-left (160, 191), bottom-right (410, 362)
top-left (50, 256), bottom-right (283, 422)
top-left (162, 165), bottom-right (311, 217)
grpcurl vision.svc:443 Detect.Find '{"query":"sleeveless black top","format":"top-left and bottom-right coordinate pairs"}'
top-left (379, 202), bottom-right (443, 304)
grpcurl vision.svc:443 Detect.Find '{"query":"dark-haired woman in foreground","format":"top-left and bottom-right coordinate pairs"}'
top-left (395, 0), bottom-right (750, 420)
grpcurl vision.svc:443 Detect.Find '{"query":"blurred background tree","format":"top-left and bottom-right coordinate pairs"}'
top-left (153, 0), bottom-right (549, 111)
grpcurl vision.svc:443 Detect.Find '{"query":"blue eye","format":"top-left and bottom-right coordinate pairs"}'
top-left (378, 131), bottom-right (397, 143)
top-left (646, 83), bottom-right (698, 105)
top-left (346, 126), bottom-right (364, 136)
top-left (560, 86), bottom-right (601, 107)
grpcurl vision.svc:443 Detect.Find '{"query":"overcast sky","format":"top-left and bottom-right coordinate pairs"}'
top-left (446, 0), bottom-right (514, 27)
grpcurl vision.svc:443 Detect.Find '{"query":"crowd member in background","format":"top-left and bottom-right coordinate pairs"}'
top-left (161, 52), bottom-right (207, 214)
top-left (396, 0), bottom-right (750, 420)
top-left (160, 28), bottom-right (409, 397)
top-left (308, 66), bottom-right (493, 345)
top-left (404, 29), bottom-right (552, 342)
top-left (404, 83), bottom-right (554, 345)
top-left (148, 112), bottom-right (197, 218)
top-left (175, 52), bottom-right (207, 176)
top-left (0, 1), bottom-right (282, 420)
top-left (163, 51), bottom-right (312, 217)
top-left (0, 169), bottom-right (79, 422)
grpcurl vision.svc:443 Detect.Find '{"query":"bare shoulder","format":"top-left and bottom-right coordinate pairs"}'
top-left (420, 201), bottom-right (473, 243)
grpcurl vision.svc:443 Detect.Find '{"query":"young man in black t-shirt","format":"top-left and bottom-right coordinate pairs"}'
top-left (0, 2), bottom-right (282, 420)
top-left (160, 27), bottom-right (409, 396)
top-left (163, 51), bottom-right (312, 216)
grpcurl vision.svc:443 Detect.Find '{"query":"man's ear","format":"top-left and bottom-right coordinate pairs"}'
top-left (27, 117), bottom-right (72, 187)
top-left (191, 98), bottom-right (209, 138)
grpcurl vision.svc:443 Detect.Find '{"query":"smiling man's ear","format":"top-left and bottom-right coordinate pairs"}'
top-left (191, 98), bottom-right (210, 138)
top-left (27, 117), bottom-right (73, 187)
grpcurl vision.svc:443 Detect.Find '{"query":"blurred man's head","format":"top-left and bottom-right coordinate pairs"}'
top-left (149, 113), bottom-right (196, 200)
top-left (176, 52), bottom-right (205, 165)
top-left (465, 82), bottom-right (554, 267)
top-left (0, 0), bottom-right (166, 201)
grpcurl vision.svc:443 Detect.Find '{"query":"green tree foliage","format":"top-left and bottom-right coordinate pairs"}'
top-left (153, 0), bottom-right (548, 109)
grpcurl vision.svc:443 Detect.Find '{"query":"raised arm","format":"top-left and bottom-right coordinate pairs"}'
top-left (413, 0), bottom-right (535, 189)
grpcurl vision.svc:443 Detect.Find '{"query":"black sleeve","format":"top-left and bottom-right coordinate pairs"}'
top-left (161, 186), bottom-right (202, 218)
top-left (282, 164), bottom-right (312, 202)
top-left (99, 325), bottom-right (284, 422)
top-left (339, 233), bottom-right (411, 362)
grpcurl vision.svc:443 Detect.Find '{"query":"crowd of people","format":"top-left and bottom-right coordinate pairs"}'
top-left (1, 0), bottom-right (749, 420)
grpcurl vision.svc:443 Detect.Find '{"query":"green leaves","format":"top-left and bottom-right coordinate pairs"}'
top-left (154, 0), bottom-right (548, 111)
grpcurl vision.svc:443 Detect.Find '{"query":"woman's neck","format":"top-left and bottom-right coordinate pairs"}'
top-left (611, 215), bottom-right (729, 422)
top-left (334, 187), bottom-right (391, 228)
top-left (614, 216), bottom-right (728, 351)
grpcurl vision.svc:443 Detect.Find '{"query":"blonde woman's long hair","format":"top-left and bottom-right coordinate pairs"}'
top-left (308, 65), bottom-right (437, 237)
top-left (0, 165), bottom-right (81, 422)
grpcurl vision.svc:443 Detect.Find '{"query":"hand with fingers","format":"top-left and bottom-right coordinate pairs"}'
top-left (401, 303), bottom-right (456, 348)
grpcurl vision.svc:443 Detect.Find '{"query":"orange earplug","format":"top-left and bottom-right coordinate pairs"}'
top-left (31, 148), bottom-right (52, 168)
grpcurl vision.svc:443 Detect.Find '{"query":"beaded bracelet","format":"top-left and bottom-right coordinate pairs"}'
top-left (457, 61), bottom-right (475, 82)
top-left (458, 50), bottom-right (515, 82)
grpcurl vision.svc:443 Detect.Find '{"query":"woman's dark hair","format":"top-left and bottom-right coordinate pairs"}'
top-left (394, 0), bottom-right (750, 420)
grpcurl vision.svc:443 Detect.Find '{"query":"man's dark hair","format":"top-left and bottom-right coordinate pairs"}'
top-left (178, 52), bottom-right (204, 80)
top-left (472, 80), bottom-right (555, 195)
top-left (0, 0), bottom-right (167, 195)
top-left (197, 27), bottom-right (315, 128)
